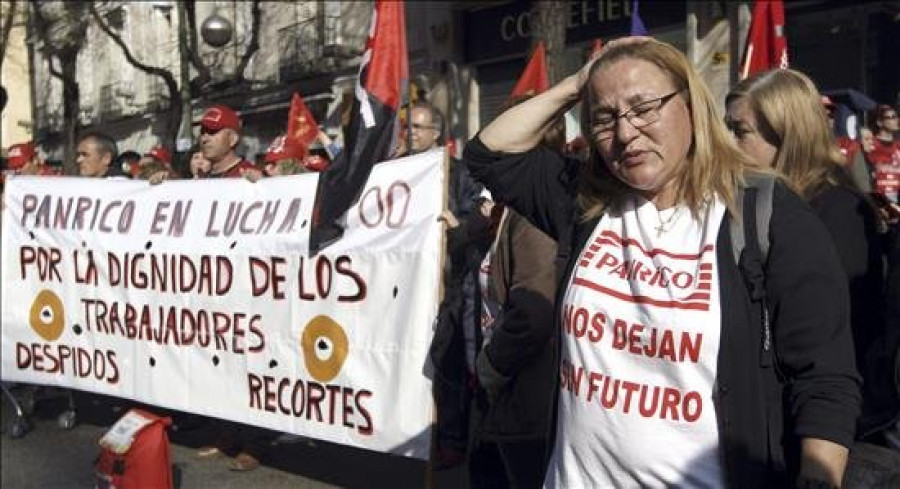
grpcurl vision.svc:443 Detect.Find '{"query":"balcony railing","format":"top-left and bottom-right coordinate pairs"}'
top-left (34, 105), bottom-right (62, 133)
top-left (201, 43), bottom-right (242, 81)
top-left (277, 18), bottom-right (327, 82)
top-left (146, 77), bottom-right (172, 113)
top-left (98, 83), bottom-right (125, 121)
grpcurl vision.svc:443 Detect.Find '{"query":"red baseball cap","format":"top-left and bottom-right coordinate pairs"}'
top-left (145, 145), bottom-right (172, 165)
top-left (264, 135), bottom-right (307, 164)
top-left (7, 142), bottom-right (37, 170)
top-left (200, 105), bottom-right (241, 132)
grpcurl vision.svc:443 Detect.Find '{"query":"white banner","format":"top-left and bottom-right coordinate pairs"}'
top-left (1, 149), bottom-right (446, 459)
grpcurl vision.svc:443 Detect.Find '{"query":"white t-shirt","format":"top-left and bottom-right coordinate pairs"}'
top-left (544, 197), bottom-right (727, 488)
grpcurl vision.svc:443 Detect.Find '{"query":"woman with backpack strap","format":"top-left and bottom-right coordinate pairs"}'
top-left (726, 69), bottom-right (888, 440)
top-left (463, 38), bottom-right (859, 488)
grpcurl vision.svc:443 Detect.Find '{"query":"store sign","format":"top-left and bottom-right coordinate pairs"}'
top-left (464, 0), bottom-right (686, 63)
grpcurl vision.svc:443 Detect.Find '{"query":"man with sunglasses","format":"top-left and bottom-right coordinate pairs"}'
top-left (867, 105), bottom-right (900, 204)
top-left (189, 104), bottom-right (269, 471)
top-left (190, 105), bottom-right (258, 179)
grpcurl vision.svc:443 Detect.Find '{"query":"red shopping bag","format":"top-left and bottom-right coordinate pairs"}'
top-left (95, 408), bottom-right (173, 489)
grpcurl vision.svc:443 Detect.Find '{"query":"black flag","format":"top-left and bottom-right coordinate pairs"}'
top-left (309, 0), bottom-right (408, 254)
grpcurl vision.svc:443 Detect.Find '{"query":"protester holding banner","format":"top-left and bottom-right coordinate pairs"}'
top-left (418, 99), bottom-right (487, 470)
top-left (77, 131), bottom-right (129, 179)
top-left (190, 105), bottom-right (259, 180)
top-left (464, 38), bottom-right (859, 488)
top-left (137, 145), bottom-right (178, 182)
top-left (726, 70), bottom-right (886, 415)
top-left (167, 104), bottom-right (273, 472)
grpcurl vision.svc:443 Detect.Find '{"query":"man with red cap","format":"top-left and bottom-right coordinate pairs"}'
top-left (5, 142), bottom-right (59, 176)
top-left (190, 105), bottom-right (259, 179)
top-left (822, 96), bottom-right (861, 167)
top-left (822, 96), bottom-right (872, 192)
top-left (263, 134), bottom-right (308, 176)
top-left (140, 145), bottom-right (179, 181)
top-left (144, 145), bottom-right (172, 167)
top-left (190, 105), bottom-right (267, 471)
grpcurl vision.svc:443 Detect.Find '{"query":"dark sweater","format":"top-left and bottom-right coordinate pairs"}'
top-left (463, 136), bottom-right (861, 488)
top-left (809, 184), bottom-right (885, 373)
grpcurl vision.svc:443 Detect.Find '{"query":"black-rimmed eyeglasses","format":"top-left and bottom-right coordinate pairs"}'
top-left (410, 123), bottom-right (437, 132)
top-left (590, 89), bottom-right (684, 139)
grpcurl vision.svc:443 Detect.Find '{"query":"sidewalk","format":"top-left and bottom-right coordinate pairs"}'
top-left (1, 388), bottom-right (467, 488)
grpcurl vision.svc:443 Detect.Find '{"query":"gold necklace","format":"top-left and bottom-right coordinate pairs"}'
top-left (654, 206), bottom-right (682, 237)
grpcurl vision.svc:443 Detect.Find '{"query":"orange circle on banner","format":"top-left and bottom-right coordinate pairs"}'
top-left (29, 289), bottom-right (65, 342)
top-left (300, 315), bottom-right (349, 382)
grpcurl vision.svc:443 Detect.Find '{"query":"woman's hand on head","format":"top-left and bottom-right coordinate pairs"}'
top-left (574, 36), bottom-right (654, 93)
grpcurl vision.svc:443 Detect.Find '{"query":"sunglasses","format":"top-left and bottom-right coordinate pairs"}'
top-left (200, 126), bottom-right (224, 136)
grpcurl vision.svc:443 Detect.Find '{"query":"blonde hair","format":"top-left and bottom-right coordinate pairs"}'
top-left (578, 40), bottom-right (754, 220)
top-left (726, 69), bottom-right (847, 200)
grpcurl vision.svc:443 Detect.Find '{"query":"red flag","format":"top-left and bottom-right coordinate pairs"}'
top-left (510, 42), bottom-right (549, 97)
top-left (740, 0), bottom-right (789, 79)
top-left (309, 0), bottom-right (408, 254)
top-left (286, 92), bottom-right (318, 147)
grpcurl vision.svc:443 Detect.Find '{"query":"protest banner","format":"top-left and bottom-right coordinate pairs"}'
top-left (1, 149), bottom-right (446, 459)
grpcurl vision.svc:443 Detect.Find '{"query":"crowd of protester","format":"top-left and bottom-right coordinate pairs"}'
top-left (1, 35), bottom-right (899, 487)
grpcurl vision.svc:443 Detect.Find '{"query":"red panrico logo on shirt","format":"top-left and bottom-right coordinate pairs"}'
top-left (573, 230), bottom-right (715, 311)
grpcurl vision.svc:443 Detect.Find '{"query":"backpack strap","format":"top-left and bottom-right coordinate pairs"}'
top-left (731, 174), bottom-right (777, 368)
top-left (730, 174), bottom-right (775, 265)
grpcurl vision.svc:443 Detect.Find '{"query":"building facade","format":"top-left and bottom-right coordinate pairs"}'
top-left (1, 1), bottom-right (32, 151)
top-left (25, 1), bottom-right (371, 167)
top-left (13, 0), bottom-right (900, 170)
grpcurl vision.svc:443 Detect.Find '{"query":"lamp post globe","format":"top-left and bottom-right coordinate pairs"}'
top-left (201, 13), bottom-right (233, 48)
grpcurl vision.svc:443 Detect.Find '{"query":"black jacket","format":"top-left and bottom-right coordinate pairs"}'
top-left (463, 136), bottom-right (861, 488)
top-left (809, 183), bottom-right (885, 372)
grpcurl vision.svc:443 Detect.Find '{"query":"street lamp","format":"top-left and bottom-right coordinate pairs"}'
top-left (201, 12), bottom-right (233, 48)
top-left (174, 6), bottom-right (234, 154)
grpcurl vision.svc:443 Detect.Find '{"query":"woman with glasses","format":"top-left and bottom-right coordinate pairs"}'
top-left (726, 69), bottom-right (889, 444)
top-left (463, 38), bottom-right (859, 488)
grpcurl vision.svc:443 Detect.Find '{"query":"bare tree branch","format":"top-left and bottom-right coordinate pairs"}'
top-left (90, 4), bottom-right (172, 80)
top-left (0, 0), bottom-right (16, 69)
top-left (30, 5), bottom-right (60, 82)
top-left (46, 54), bottom-right (63, 80)
top-left (184, 0), bottom-right (210, 87)
top-left (233, 0), bottom-right (261, 83)
top-left (89, 3), bottom-right (182, 151)
top-left (30, 1), bottom-right (84, 174)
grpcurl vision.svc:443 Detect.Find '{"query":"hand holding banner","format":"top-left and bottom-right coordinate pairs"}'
top-left (2, 150), bottom-right (445, 459)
